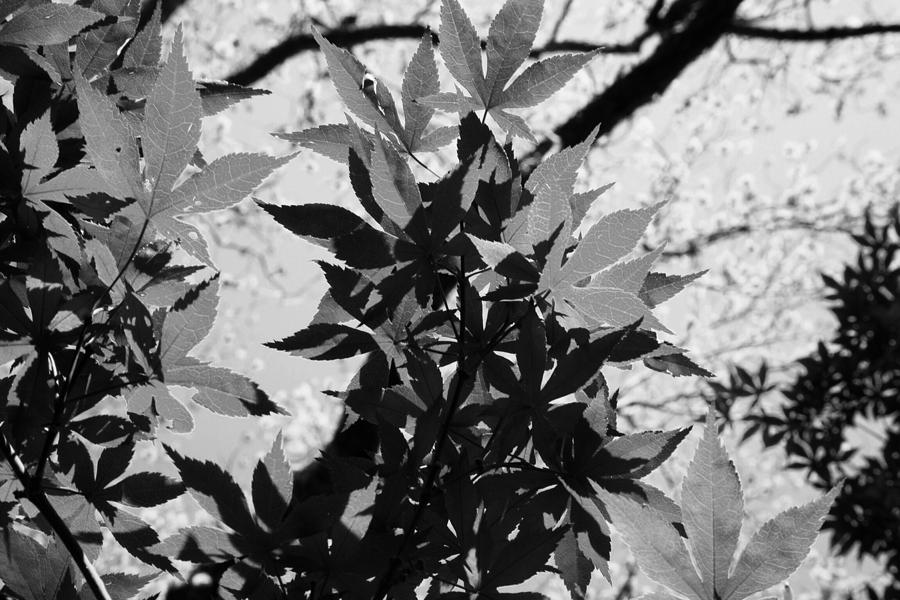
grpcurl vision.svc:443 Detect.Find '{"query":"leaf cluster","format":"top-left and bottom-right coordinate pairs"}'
top-left (722, 205), bottom-right (900, 594)
top-left (1, 1), bottom-right (290, 597)
top-left (0, 1), bottom-right (839, 599)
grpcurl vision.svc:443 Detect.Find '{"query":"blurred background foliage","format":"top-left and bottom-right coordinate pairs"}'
top-left (41, 0), bottom-right (898, 597)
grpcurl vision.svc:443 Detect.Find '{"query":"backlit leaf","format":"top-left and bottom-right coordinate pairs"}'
top-left (681, 411), bottom-right (743, 599)
top-left (312, 26), bottom-right (391, 131)
top-left (438, 0), bottom-right (485, 103)
top-left (723, 486), bottom-right (841, 600)
top-left (401, 33), bottom-right (441, 150)
top-left (484, 0), bottom-right (543, 103)
top-left (0, 4), bottom-right (103, 46)
top-left (598, 485), bottom-right (708, 600)
top-left (496, 51), bottom-right (600, 109)
top-left (141, 26), bottom-right (200, 202)
top-left (74, 68), bottom-right (142, 198)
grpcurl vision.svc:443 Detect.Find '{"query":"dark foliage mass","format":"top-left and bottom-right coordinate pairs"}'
top-left (713, 207), bottom-right (900, 596)
top-left (0, 1), bottom-right (839, 599)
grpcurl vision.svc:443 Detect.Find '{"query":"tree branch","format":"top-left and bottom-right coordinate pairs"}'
top-left (521, 0), bottom-right (744, 170)
top-left (648, 219), bottom-right (856, 258)
top-left (225, 24), bottom-right (646, 86)
top-left (0, 428), bottom-right (111, 600)
top-left (139, 0), bottom-right (189, 26)
top-left (728, 20), bottom-right (900, 41)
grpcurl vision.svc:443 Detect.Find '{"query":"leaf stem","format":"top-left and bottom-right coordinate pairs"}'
top-left (32, 351), bottom-right (61, 490)
top-left (372, 257), bottom-right (470, 599)
top-left (36, 213), bottom-right (155, 486)
top-left (407, 149), bottom-right (439, 177)
top-left (0, 427), bottom-right (112, 600)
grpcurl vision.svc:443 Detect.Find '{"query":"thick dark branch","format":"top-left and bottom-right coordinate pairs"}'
top-left (139, 0), bottom-right (189, 26)
top-left (225, 24), bottom-right (646, 86)
top-left (521, 0), bottom-right (744, 170)
top-left (728, 20), bottom-right (900, 41)
top-left (228, 24), bottom-right (428, 85)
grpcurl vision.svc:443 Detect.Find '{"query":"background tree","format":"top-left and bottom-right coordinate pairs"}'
top-left (707, 205), bottom-right (900, 598)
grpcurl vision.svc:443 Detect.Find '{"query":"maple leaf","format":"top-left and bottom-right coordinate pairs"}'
top-left (128, 276), bottom-right (283, 432)
top-left (418, 0), bottom-right (598, 140)
top-left (16, 111), bottom-right (118, 245)
top-left (0, 251), bottom-right (89, 381)
top-left (47, 438), bottom-right (178, 569)
top-left (262, 137), bottom-right (480, 308)
top-left (0, 3), bottom-right (104, 47)
top-left (0, 528), bottom-right (75, 600)
top-left (76, 0), bottom-right (141, 79)
top-left (498, 128), bottom-right (692, 333)
top-left (278, 30), bottom-right (454, 163)
top-left (251, 432), bottom-right (293, 531)
top-left (159, 440), bottom-right (378, 598)
top-left (122, 0), bottom-right (161, 70)
top-left (600, 409), bottom-right (841, 600)
top-left (75, 27), bottom-right (293, 267)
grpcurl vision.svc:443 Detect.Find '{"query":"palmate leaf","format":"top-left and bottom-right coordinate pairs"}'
top-left (640, 270), bottom-right (707, 308)
top-left (19, 112), bottom-right (57, 193)
top-left (483, 0), bottom-right (542, 103)
top-left (252, 433), bottom-right (293, 531)
top-left (56, 439), bottom-right (183, 552)
top-left (494, 51), bottom-right (600, 110)
top-left (100, 572), bottom-right (157, 600)
top-left (589, 428), bottom-right (691, 480)
top-left (160, 443), bottom-right (373, 585)
top-left (75, 0), bottom-right (141, 79)
top-left (0, 3), bottom-right (104, 46)
top-left (77, 26), bottom-right (292, 266)
top-left (603, 409), bottom-right (841, 600)
top-left (560, 202), bottom-right (663, 283)
top-left (122, 0), bottom-right (161, 69)
top-left (439, 0), bottom-right (486, 101)
top-left (129, 277), bottom-right (283, 430)
top-left (402, 33), bottom-right (443, 151)
top-left (420, 0), bottom-right (597, 139)
top-left (282, 30), bottom-right (450, 163)
top-left (18, 110), bottom-right (117, 206)
top-left (0, 529), bottom-right (74, 600)
top-left (556, 526), bottom-right (593, 600)
top-left (165, 445), bottom-right (258, 536)
top-left (274, 124), bottom-right (354, 164)
top-left (74, 67), bottom-right (143, 199)
top-left (497, 128), bottom-right (678, 332)
top-left (681, 410), bottom-right (744, 598)
top-left (140, 24), bottom-right (201, 203)
top-left (509, 126), bottom-right (678, 331)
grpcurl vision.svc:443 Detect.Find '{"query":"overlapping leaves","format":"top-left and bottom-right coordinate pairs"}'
top-left (0, 6), bottom-right (291, 596)
top-left (76, 26), bottom-right (293, 266)
top-left (603, 410), bottom-right (840, 600)
top-left (419, 0), bottom-right (599, 141)
top-left (156, 435), bottom-right (379, 600)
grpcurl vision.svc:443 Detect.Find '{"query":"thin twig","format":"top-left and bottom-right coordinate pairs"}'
top-left (548, 0), bottom-right (576, 43)
top-left (0, 428), bottom-right (111, 600)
